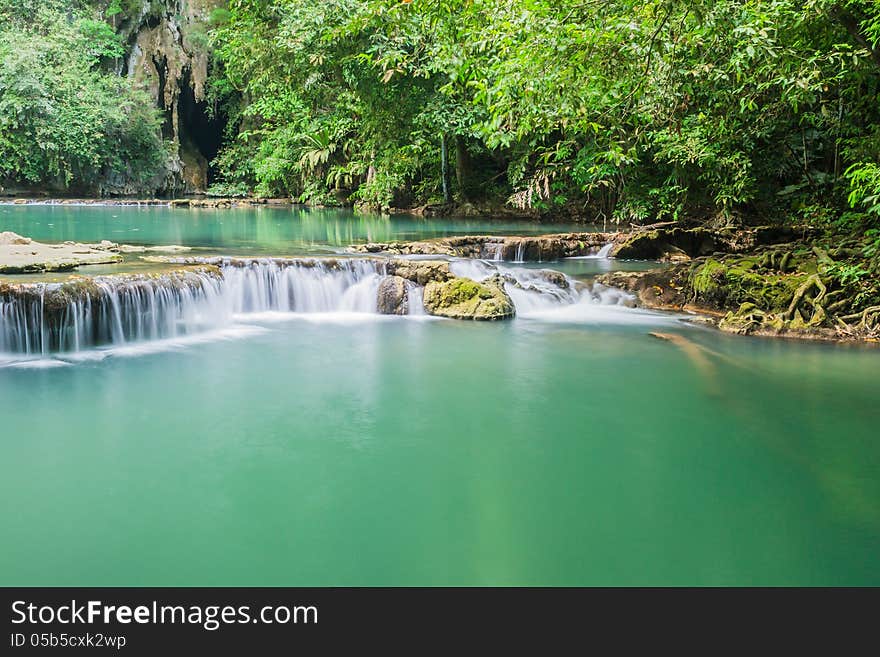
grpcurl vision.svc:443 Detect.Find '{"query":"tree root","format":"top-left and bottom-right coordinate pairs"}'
top-left (783, 274), bottom-right (827, 327)
top-left (835, 305), bottom-right (880, 339)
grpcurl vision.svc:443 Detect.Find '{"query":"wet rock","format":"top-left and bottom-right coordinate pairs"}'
top-left (350, 233), bottom-right (614, 261)
top-left (349, 240), bottom-right (457, 256)
top-left (537, 269), bottom-right (570, 289)
top-left (597, 269), bottom-right (689, 310)
top-left (376, 276), bottom-right (409, 315)
top-left (386, 260), bottom-right (452, 285)
top-left (611, 227), bottom-right (718, 260)
top-left (423, 275), bottom-right (515, 321)
top-left (119, 244), bottom-right (192, 254)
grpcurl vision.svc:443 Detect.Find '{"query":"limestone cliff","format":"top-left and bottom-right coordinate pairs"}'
top-left (103, 0), bottom-right (224, 195)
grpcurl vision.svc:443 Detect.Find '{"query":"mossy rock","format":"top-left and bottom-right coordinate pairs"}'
top-left (612, 227), bottom-right (717, 260)
top-left (423, 275), bottom-right (515, 321)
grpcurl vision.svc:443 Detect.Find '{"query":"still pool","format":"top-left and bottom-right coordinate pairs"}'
top-left (1, 206), bottom-right (878, 585)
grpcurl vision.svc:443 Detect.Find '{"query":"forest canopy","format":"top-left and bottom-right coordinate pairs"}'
top-left (208, 0), bottom-right (880, 226)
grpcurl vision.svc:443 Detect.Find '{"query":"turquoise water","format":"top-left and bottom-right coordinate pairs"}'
top-left (1, 207), bottom-right (878, 585)
top-left (0, 204), bottom-right (592, 255)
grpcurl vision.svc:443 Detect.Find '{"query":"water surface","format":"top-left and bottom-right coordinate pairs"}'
top-left (0, 206), bottom-right (878, 586)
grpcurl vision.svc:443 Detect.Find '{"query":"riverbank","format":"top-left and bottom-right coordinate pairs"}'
top-left (595, 227), bottom-right (880, 343)
top-left (0, 196), bottom-right (573, 221)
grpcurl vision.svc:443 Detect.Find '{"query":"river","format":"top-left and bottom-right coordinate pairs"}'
top-left (1, 204), bottom-right (878, 585)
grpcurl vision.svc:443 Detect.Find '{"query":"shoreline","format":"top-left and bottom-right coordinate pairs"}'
top-left (0, 197), bottom-right (294, 208)
top-left (0, 196), bottom-right (587, 222)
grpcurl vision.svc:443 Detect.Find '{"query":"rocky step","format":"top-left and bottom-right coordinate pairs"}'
top-left (349, 225), bottom-right (815, 262)
top-left (349, 233), bottom-right (616, 261)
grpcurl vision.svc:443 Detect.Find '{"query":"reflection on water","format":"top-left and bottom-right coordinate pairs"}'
top-left (0, 205), bottom-right (593, 255)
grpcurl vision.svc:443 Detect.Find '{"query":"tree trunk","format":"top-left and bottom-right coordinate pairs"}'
top-left (441, 134), bottom-right (451, 203)
top-left (455, 135), bottom-right (473, 201)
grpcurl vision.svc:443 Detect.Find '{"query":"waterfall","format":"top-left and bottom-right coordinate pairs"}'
top-left (1, 256), bottom-right (657, 357)
top-left (0, 260), bottom-right (387, 355)
top-left (220, 259), bottom-right (382, 314)
top-left (566, 242), bottom-right (614, 259)
top-left (596, 243), bottom-right (614, 258)
top-left (514, 241), bottom-right (526, 263)
top-left (406, 281), bottom-right (426, 316)
top-left (0, 269), bottom-right (225, 355)
top-left (448, 259), bottom-right (645, 321)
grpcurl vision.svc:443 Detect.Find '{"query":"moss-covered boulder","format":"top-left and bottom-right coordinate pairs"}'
top-left (423, 275), bottom-right (515, 320)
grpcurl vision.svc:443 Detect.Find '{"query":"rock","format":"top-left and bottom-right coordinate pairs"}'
top-left (386, 260), bottom-right (452, 286)
top-left (0, 234), bottom-right (123, 274)
top-left (596, 269), bottom-right (689, 310)
top-left (0, 232), bottom-right (32, 245)
top-left (376, 276), bottom-right (409, 315)
top-left (537, 269), bottom-right (570, 289)
top-left (612, 227), bottom-right (718, 259)
top-left (423, 275), bottom-right (515, 321)
top-left (152, 244), bottom-right (191, 253)
top-left (350, 233), bottom-right (615, 261)
top-left (119, 244), bottom-right (192, 254)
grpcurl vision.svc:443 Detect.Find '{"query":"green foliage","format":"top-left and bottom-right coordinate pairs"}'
top-left (207, 0), bottom-right (880, 219)
top-left (0, 0), bottom-right (165, 191)
top-left (845, 163), bottom-right (880, 216)
top-left (206, 181), bottom-right (250, 198)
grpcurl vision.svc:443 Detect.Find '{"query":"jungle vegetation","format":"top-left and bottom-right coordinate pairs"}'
top-left (0, 0), bottom-right (166, 191)
top-left (207, 0), bottom-right (880, 229)
top-left (2, 0), bottom-right (880, 240)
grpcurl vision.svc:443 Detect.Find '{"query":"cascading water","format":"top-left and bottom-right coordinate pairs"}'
top-left (595, 243), bottom-right (614, 258)
top-left (0, 255), bottom-right (663, 358)
top-left (220, 259), bottom-right (382, 315)
top-left (566, 242), bottom-right (614, 259)
top-left (0, 269), bottom-right (225, 355)
top-left (405, 281), bottom-right (426, 316)
top-left (0, 260), bottom-right (387, 356)
top-left (447, 258), bottom-right (661, 324)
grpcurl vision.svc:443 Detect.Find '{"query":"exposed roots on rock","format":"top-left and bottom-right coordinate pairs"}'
top-left (784, 274), bottom-right (827, 328)
top-left (836, 305), bottom-right (880, 339)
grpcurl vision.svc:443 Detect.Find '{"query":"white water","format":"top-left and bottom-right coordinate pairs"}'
top-left (0, 261), bottom-right (386, 356)
top-left (221, 260), bottom-right (382, 314)
top-left (448, 259), bottom-right (672, 324)
top-left (0, 257), bottom-right (669, 359)
top-left (567, 242), bottom-right (614, 259)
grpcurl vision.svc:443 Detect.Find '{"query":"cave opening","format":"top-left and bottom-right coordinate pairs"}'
top-left (178, 69), bottom-right (227, 189)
